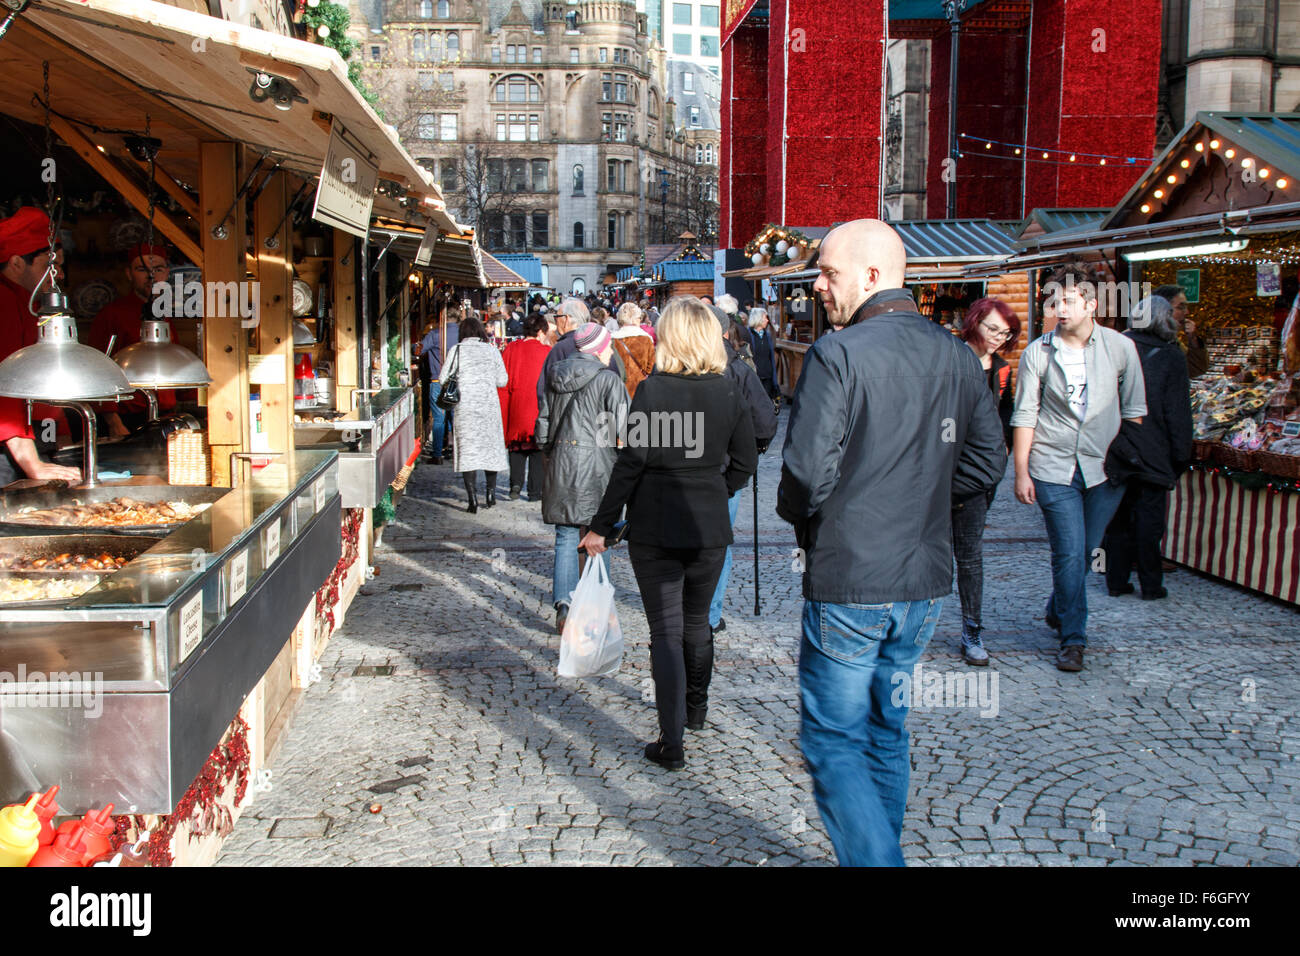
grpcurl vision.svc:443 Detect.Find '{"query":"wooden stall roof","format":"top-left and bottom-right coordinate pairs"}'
top-left (480, 251), bottom-right (529, 289)
top-left (3, 0), bottom-right (460, 233)
top-left (373, 220), bottom-right (487, 288)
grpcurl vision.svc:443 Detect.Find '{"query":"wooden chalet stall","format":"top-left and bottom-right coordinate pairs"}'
top-left (0, 0), bottom-right (463, 864)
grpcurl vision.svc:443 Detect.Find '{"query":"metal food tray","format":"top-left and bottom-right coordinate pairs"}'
top-left (0, 534), bottom-right (165, 607)
top-left (0, 485), bottom-right (229, 536)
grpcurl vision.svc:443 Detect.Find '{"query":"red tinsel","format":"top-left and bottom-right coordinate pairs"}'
top-left (314, 508), bottom-right (363, 636)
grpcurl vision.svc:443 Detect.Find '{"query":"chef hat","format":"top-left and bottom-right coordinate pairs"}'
top-left (0, 207), bottom-right (53, 261)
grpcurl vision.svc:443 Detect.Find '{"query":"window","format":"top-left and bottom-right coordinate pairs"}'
top-left (436, 0), bottom-right (449, 16)
top-left (440, 114), bottom-right (457, 139)
top-left (369, 45), bottom-right (381, 61)
top-left (441, 159), bottom-right (458, 192)
top-left (683, 72), bottom-right (694, 92)
top-left (572, 164), bottom-right (584, 193)
top-left (418, 72), bottom-right (434, 91)
top-left (439, 72), bottom-right (454, 91)
top-left (508, 158), bottom-right (528, 192)
top-left (569, 47), bottom-right (579, 63)
top-left (706, 144), bottom-right (714, 164)
top-left (601, 73), bottom-right (612, 101)
top-left (672, 33), bottom-right (691, 55)
top-left (417, 114), bottom-right (437, 139)
top-left (649, 90), bottom-right (659, 117)
top-left (506, 45), bottom-right (517, 63)
top-left (599, 48), bottom-right (608, 62)
top-left (486, 212), bottom-right (505, 248)
top-left (491, 46), bottom-right (501, 63)
top-left (511, 214), bottom-right (528, 249)
top-left (532, 211), bottom-right (548, 248)
top-left (530, 115), bottom-right (540, 140)
top-left (601, 112), bottom-right (611, 138)
top-left (505, 113), bottom-right (527, 141)
top-left (573, 222), bottom-right (585, 247)
top-left (533, 47), bottom-right (542, 63)
top-left (614, 115), bottom-right (628, 142)
top-left (673, 2), bottom-right (691, 24)
top-left (696, 144), bottom-right (703, 163)
top-left (495, 113), bottom-right (506, 140)
top-left (615, 74), bottom-right (628, 102)
top-left (608, 213), bottom-right (617, 249)
top-left (412, 33), bottom-right (425, 59)
top-left (571, 277), bottom-right (585, 294)
top-left (531, 159), bottom-right (549, 191)
top-left (607, 159), bottom-right (618, 191)
top-left (430, 32), bottom-right (442, 59)
top-left (446, 32), bottom-right (459, 55)
top-left (700, 36), bottom-right (718, 57)
top-left (419, 0), bottom-right (432, 17)
top-left (701, 4), bottom-right (719, 26)
top-left (689, 105), bottom-right (700, 127)
top-left (487, 159), bottom-right (504, 192)
top-left (493, 76), bottom-right (542, 104)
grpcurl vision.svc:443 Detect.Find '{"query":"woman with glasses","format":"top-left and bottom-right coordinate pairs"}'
top-left (951, 298), bottom-right (1021, 665)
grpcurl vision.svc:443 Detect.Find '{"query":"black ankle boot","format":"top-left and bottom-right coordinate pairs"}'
top-left (644, 737), bottom-right (685, 770)
top-left (683, 638), bottom-right (714, 731)
top-left (463, 474), bottom-right (478, 513)
top-left (484, 471), bottom-right (497, 508)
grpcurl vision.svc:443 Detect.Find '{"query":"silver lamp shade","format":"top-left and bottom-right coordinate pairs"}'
top-left (114, 320), bottom-right (213, 388)
top-left (0, 304), bottom-right (134, 401)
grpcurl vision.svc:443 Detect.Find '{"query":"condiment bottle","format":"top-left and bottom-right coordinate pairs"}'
top-left (55, 803), bottom-right (115, 865)
top-left (0, 795), bottom-right (42, 867)
top-left (27, 824), bottom-right (87, 868)
top-left (4, 785), bottom-right (59, 846)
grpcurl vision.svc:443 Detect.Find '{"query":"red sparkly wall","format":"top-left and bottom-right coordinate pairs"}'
top-left (925, 27), bottom-right (952, 220)
top-left (721, 24), bottom-right (769, 246)
top-left (1025, 0), bottom-right (1162, 210)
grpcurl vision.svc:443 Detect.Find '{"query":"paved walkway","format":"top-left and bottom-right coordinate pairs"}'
top-left (218, 415), bottom-right (1300, 866)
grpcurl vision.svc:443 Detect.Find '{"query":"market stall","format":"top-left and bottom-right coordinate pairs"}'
top-left (0, 0), bottom-right (464, 863)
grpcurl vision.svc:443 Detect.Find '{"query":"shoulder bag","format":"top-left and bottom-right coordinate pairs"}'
top-left (436, 344), bottom-right (461, 410)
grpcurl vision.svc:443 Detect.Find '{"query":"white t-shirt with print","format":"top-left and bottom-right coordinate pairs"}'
top-left (1056, 342), bottom-right (1088, 422)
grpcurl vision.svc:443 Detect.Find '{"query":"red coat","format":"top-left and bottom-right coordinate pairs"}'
top-left (0, 275), bottom-right (68, 440)
top-left (87, 294), bottom-right (177, 415)
top-left (498, 338), bottom-right (550, 446)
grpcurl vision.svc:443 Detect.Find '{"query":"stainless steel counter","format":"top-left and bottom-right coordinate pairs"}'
top-left (294, 387), bottom-right (415, 509)
top-left (0, 450), bottom-right (342, 813)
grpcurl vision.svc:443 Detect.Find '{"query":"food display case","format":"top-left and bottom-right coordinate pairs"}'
top-left (293, 388), bottom-right (416, 509)
top-left (0, 450), bottom-right (341, 813)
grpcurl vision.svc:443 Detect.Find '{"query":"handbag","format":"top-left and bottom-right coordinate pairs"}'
top-left (435, 346), bottom-right (461, 410)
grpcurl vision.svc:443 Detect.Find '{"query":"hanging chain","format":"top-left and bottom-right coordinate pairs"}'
top-left (41, 60), bottom-right (60, 299)
top-left (144, 113), bottom-right (156, 251)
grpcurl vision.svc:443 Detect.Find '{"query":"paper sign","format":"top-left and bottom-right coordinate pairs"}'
top-left (1284, 421), bottom-right (1300, 438)
top-left (1177, 268), bottom-right (1200, 304)
top-left (1257, 262), bottom-right (1281, 297)
top-left (312, 122), bottom-right (379, 240)
top-left (248, 354), bottom-right (286, 384)
top-left (229, 549), bottom-right (249, 605)
top-left (179, 592), bottom-right (203, 661)
top-left (314, 477), bottom-right (327, 512)
top-left (263, 518), bottom-right (281, 567)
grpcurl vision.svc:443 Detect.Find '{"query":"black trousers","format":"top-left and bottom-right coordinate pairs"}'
top-left (508, 449), bottom-right (542, 496)
top-left (629, 541), bottom-right (727, 748)
top-left (1104, 480), bottom-right (1169, 594)
top-left (951, 486), bottom-right (995, 627)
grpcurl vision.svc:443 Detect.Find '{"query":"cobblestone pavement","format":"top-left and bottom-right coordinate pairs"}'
top-left (217, 414), bottom-right (1300, 866)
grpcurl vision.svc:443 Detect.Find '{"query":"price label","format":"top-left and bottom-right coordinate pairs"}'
top-left (263, 518), bottom-right (281, 567)
top-left (314, 477), bottom-right (327, 512)
top-left (179, 592), bottom-right (203, 661)
top-left (229, 549), bottom-right (249, 605)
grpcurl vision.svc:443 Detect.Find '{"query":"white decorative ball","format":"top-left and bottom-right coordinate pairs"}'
top-left (760, 243), bottom-right (771, 255)
top-left (751, 253), bottom-right (763, 265)
top-left (775, 240), bottom-right (789, 254)
top-left (317, 24), bottom-right (330, 38)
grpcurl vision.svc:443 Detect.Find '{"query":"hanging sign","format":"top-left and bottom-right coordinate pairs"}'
top-left (1257, 262), bottom-right (1281, 297)
top-left (1176, 268), bottom-right (1200, 304)
top-left (414, 227), bottom-right (439, 268)
top-left (312, 122), bottom-right (379, 240)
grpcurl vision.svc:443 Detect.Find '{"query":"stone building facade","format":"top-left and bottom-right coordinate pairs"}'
top-left (348, 0), bottom-right (714, 294)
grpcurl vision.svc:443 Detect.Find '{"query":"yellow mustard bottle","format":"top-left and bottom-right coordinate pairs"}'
top-left (0, 795), bottom-right (42, 867)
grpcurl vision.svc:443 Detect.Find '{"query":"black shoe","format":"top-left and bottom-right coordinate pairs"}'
top-left (1108, 583), bottom-right (1135, 597)
top-left (713, 618), bottom-right (726, 634)
top-left (1045, 599), bottom-right (1060, 632)
top-left (683, 638), bottom-right (714, 731)
top-left (1141, 586), bottom-right (1168, 600)
top-left (424, 454), bottom-right (442, 465)
top-left (465, 485), bottom-right (478, 514)
top-left (1055, 645), bottom-right (1084, 672)
top-left (509, 485), bottom-right (521, 500)
top-left (644, 738), bottom-right (685, 770)
top-left (685, 706), bottom-right (707, 731)
top-left (484, 488), bottom-right (496, 508)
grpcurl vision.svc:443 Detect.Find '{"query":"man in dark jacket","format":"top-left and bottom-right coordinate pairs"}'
top-left (536, 322), bottom-right (630, 633)
top-left (707, 305), bottom-right (778, 634)
top-left (778, 219), bottom-right (1007, 867)
top-left (747, 306), bottom-right (780, 402)
top-left (538, 297), bottom-right (625, 402)
top-left (1102, 295), bottom-right (1193, 599)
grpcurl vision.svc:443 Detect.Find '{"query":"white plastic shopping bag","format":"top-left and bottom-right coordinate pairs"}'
top-left (558, 557), bottom-right (624, 678)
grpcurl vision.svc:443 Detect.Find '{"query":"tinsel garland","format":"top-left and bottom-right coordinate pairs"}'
top-left (314, 507), bottom-right (364, 636)
top-left (1188, 459), bottom-right (1300, 493)
top-left (108, 715), bottom-right (251, 867)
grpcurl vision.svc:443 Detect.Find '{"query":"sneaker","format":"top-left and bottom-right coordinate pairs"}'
top-left (960, 630), bottom-right (990, 666)
top-left (1055, 645), bottom-right (1084, 672)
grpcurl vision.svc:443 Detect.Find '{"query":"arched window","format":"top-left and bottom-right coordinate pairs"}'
top-left (572, 164), bottom-right (584, 193)
top-left (491, 75), bottom-right (542, 104)
top-left (412, 32), bottom-right (425, 60)
top-left (430, 32), bottom-right (442, 59)
top-left (571, 277), bottom-right (586, 295)
top-left (446, 31), bottom-right (459, 55)
top-left (437, 0), bottom-right (450, 17)
top-left (648, 89), bottom-right (660, 118)
top-left (573, 222), bottom-right (584, 248)
top-left (696, 144), bottom-right (703, 163)
top-left (607, 213), bottom-right (617, 249)
top-left (419, 0), bottom-right (432, 17)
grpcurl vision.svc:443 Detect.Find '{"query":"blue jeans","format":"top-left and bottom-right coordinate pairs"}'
top-left (553, 524), bottom-right (610, 609)
top-left (799, 597), bottom-right (944, 867)
top-left (1034, 468), bottom-right (1126, 647)
top-left (427, 383), bottom-right (451, 455)
top-left (708, 489), bottom-right (744, 628)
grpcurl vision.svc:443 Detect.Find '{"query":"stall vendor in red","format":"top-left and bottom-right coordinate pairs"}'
top-left (0, 207), bottom-right (82, 485)
top-left (88, 242), bottom-right (177, 436)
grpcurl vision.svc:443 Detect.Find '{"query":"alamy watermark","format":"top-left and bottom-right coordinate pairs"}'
top-left (594, 409), bottom-right (705, 458)
top-left (0, 665), bottom-right (104, 718)
top-left (890, 662), bottom-right (999, 718)
top-left (151, 276), bottom-right (260, 328)
top-left (1042, 276), bottom-right (1154, 323)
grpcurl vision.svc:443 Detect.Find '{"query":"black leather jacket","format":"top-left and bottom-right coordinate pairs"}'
top-left (777, 289), bottom-right (1007, 604)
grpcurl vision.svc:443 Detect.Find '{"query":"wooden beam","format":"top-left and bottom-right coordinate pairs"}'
top-left (238, 51), bottom-right (321, 98)
top-left (253, 170), bottom-right (295, 462)
top-left (51, 115), bottom-right (204, 269)
top-left (200, 141), bottom-right (249, 487)
top-left (129, 156), bottom-right (200, 221)
top-left (333, 229), bottom-right (358, 414)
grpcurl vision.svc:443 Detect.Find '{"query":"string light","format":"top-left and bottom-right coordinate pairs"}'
top-left (1195, 142), bottom-right (1204, 152)
top-left (1140, 203), bottom-right (1151, 213)
top-left (1154, 189), bottom-right (1164, 198)
top-left (1225, 148), bottom-right (1236, 159)
top-left (1278, 178), bottom-right (1290, 189)
top-left (1166, 174), bottom-right (1178, 183)
top-left (959, 133), bottom-right (1150, 164)
top-left (1242, 157), bottom-right (1253, 168)
top-left (1210, 139), bottom-right (1221, 149)
top-left (1180, 159), bottom-right (1190, 168)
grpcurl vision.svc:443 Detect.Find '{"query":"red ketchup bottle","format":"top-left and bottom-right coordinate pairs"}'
top-left (30, 786), bottom-right (60, 847)
top-left (28, 824), bottom-right (88, 867)
top-left (55, 803), bottom-right (115, 865)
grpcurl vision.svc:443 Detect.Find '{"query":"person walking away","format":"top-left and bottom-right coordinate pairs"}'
top-left (1153, 284), bottom-right (1208, 378)
top-left (538, 298), bottom-right (589, 402)
top-left (778, 220), bottom-right (1006, 866)
top-left (441, 314), bottom-right (508, 512)
top-left (536, 323), bottom-right (629, 634)
top-left (1011, 263), bottom-right (1147, 672)
top-left (611, 302), bottom-right (656, 398)
top-left (951, 298), bottom-right (1021, 665)
top-left (499, 313), bottom-right (551, 500)
top-left (422, 309), bottom-right (460, 463)
top-left (747, 306), bottom-right (780, 406)
top-left (1100, 295), bottom-right (1192, 600)
top-left (581, 298), bottom-right (757, 769)
top-left (707, 305), bottom-right (776, 637)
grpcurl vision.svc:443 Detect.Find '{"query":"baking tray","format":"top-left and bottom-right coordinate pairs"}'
top-left (0, 534), bottom-right (164, 607)
top-left (0, 484), bottom-right (229, 536)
